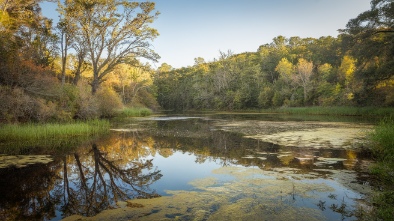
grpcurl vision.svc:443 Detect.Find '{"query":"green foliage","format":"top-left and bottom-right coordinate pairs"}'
top-left (272, 91), bottom-right (285, 107)
top-left (340, 0), bottom-right (394, 106)
top-left (258, 85), bottom-right (274, 108)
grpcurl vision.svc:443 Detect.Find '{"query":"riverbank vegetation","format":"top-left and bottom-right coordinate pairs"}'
top-left (0, 0), bottom-right (158, 124)
top-left (0, 119), bottom-right (110, 152)
top-left (116, 107), bottom-right (153, 118)
top-left (272, 107), bottom-right (394, 117)
top-left (0, 119), bottom-right (109, 141)
top-left (369, 118), bottom-right (394, 219)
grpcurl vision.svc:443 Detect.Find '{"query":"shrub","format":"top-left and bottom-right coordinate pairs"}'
top-left (75, 81), bottom-right (99, 120)
top-left (0, 86), bottom-right (35, 122)
top-left (96, 87), bottom-right (123, 117)
top-left (34, 98), bottom-right (57, 122)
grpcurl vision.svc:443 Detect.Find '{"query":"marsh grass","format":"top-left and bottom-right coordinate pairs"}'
top-left (273, 106), bottom-right (394, 116)
top-left (371, 117), bottom-right (394, 163)
top-left (116, 107), bottom-right (153, 117)
top-left (0, 119), bottom-right (110, 150)
top-left (368, 117), bottom-right (394, 220)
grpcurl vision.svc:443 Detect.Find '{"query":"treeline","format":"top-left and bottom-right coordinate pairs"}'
top-left (0, 0), bottom-right (159, 123)
top-left (155, 0), bottom-right (394, 111)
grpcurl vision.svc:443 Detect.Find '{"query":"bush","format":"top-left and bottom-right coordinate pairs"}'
top-left (0, 86), bottom-right (37, 122)
top-left (96, 87), bottom-right (123, 117)
top-left (34, 98), bottom-right (57, 122)
top-left (75, 81), bottom-right (99, 120)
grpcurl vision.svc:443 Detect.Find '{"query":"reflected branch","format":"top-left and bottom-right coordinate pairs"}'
top-left (58, 142), bottom-right (162, 217)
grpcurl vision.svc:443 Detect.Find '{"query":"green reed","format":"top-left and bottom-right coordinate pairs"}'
top-left (0, 119), bottom-right (110, 143)
top-left (116, 107), bottom-right (153, 117)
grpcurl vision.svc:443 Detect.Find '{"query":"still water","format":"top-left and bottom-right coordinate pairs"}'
top-left (0, 114), bottom-right (375, 220)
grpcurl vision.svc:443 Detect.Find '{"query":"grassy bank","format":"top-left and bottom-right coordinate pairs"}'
top-left (272, 106), bottom-right (394, 117)
top-left (116, 107), bottom-right (153, 117)
top-left (369, 117), bottom-right (394, 219)
top-left (0, 119), bottom-right (110, 150)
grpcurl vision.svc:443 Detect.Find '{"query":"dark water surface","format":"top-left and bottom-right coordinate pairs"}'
top-left (0, 114), bottom-right (375, 220)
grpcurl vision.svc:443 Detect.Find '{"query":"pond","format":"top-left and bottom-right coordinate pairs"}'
top-left (0, 113), bottom-right (376, 220)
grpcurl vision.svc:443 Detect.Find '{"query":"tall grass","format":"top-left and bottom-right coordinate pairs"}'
top-left (273, 106), bottom-right (394, 116)
top-left (0, 119), bottom-right (110, 146)
top-left (369, 117), bottom-right (394, 220)
top-left (116, 107), bottom-right (153, 117)
top-left (371, 117), bottom-right (394, 164)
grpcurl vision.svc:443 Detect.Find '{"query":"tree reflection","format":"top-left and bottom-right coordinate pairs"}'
top-left (0, 139), bottom-right (162, 220)
top-left (57, 143), bottom-right (162, 217)
top-left (0, 162), bottom-right (61, 221)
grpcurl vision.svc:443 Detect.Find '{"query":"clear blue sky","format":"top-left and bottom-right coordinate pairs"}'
top-left (41, 0), bottom-right (372, 69)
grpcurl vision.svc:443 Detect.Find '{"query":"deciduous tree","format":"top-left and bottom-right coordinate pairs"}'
top-left (296, 58), bottom-right (314, 104)
top-left (64, 0), bottom-right (160, 94)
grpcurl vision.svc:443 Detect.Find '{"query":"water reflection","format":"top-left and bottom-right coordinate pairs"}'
top-left (143, 117), bottom-right (370, 175)
top-left (58, 143), bottom-right (162, 218)
top-left (0, 162), bottom-right (60, 220)
top-left (0, 141), bottom-right (162, 220)
top-left (0, 115), bottom-right (374, 220)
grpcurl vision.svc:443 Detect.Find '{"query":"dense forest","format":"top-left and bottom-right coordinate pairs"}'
top-left (155, 0), bottom-right (394, 110)
top-left (1, 0), bottom-right (393, 122)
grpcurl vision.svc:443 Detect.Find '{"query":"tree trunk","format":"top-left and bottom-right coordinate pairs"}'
top-left (72, 71), bottom-right (80, 85)
top-left (303, 85), bottom-right (307, 105)
top-left (60, 32), bottom-right (68, 86)
top-left (91, 77), bottom-right (99, 95)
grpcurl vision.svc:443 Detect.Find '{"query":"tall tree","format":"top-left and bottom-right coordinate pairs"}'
top-left (341, 0), bottom-right (394, 104)
top-left (296, 58), bottom-right (314, 104)
top-left (65, 0), bottom-right (160, 94)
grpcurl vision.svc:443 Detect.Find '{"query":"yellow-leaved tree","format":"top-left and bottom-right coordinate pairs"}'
top-left (339, 55), bottom-right (357, 100)
top-left (296, 58), bottom-right (314, 104)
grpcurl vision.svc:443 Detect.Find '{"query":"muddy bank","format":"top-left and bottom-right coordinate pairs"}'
top-left (214, 120), bottom-right (372, 149)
